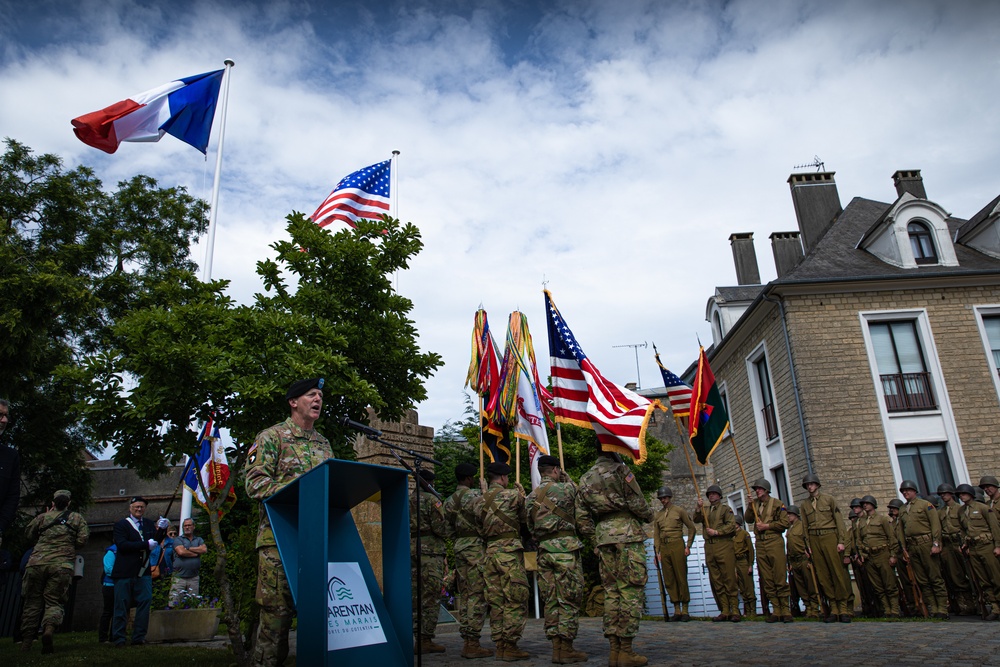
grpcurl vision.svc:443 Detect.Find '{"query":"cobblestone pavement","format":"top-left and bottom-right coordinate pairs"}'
top-left (418, 616), bottom-right (1000, 667)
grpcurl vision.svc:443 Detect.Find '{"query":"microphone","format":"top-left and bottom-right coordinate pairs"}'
top-left (337, 415), bottom-right (383, 438)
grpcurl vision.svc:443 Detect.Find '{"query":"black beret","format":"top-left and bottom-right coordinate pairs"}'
top-left (130, 496), bottom-right (147, 505)
top-left (537, 455), bottom-right (560, 468)
top-left (418, 469), bottom-right (435, 482)
top-left (455, 463), bottom-right (477, 479)
top-left (286, 377), bottom-right (325, 401)
top-left (487, 462), bottom-right (511, 476)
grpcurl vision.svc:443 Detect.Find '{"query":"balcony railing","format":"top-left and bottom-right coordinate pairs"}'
top-left (881, 372), bottom-right (936, 412)
top-left (761, 402), bottom-right (779, 440)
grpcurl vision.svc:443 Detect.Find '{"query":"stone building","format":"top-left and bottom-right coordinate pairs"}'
top-left (699, 168), bottom-right (1000, 511)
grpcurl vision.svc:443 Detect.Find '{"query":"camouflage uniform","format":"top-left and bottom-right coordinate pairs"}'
top-left (526, 477), bottom-right (584, 641)
top-left (480, 481), bottom-right (529, 646)
top-left (800, 492), bottom-right (851, 617)
top-left (732, 526), bottom-right (756, 615)
top-left (20, 507), bottom-right (89, 643)
top-left (245, 417), bottom-right (333, 667)
top-left (857, 511), bottom-right (901, 616)
top-left (443, 485), bottom-right (487, 642)
top-left (410, 489), bottom-right (448, 640)
top-left (785, 516), bottom-right (820, 617)
top-left (693, 500), bottom-right (739, 617)
top-left (751, 495), bottom-right (790, 618)
top-left (938, 497), bottom-right (975, 613)
top-left (899, 496), bottom-right (949, 616)
top-left (576, 457), bottom-right (653, 639)
top-left (958, 497), bottom-right (1000, 614)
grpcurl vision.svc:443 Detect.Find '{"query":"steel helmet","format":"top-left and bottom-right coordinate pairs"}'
top-left (936, 483), bottom-right (956, 495)
top-left (955, 483), bottom-right (976, 497)
top-left (706, 484), bottom-right (723, 497)
top-left (887, 498), bottom-right (904, 509)
top-left (786, 505), bottom-right (800, 516)
top-left (802, 473), bottom-right (821, 489)
top-left (657, 486), bottom-right (673, 499)
top-left (751, 478), bottom-right (771, 493)
top-left (899, 479), bottom-right (919, 493)
top-left (850, 497), bottom-right (862, 508)
top-left (979, 475), bottom-right (999, 489)
top-left (860, 495), bottom-right (877, 508)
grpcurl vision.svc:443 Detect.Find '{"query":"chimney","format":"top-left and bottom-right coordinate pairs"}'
top-left (729, 232), bottom-right (761, 285)
top-left (892, 169), bottom-right (926, 199)
top-left (770, 231), bottom-right (804, 278)
top-left (787, 171), bottom-right (842, 254)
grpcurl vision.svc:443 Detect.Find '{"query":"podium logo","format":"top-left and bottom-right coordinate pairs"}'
top-left (328, 576), bottom-right (354, 602)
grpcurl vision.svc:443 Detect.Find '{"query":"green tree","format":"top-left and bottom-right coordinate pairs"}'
top-left (71, 212), bottom-right (441, 665)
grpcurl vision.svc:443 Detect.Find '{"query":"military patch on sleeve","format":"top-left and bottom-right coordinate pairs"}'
top-left (247, 442), bottom-right (258, 466)
top-left (625, 472), bottom-right (635, 484)
top-left (435, 500), bottom-right (442, 509)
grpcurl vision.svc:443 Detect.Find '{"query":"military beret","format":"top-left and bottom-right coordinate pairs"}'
top-left (418, 469), bottom-right (435, 482)
top-left (537, 455), bottom-right (560, 469)
top-left (487, 462), bottom-right (511, 476)
top-left (130, 496), bottom-right (147, 505)
top-left (455, 463), bottom-right (477, 479)
top-left (286, 377), bottom-right (325, 401)
top-left (53, 489), bottom-right (72, 500)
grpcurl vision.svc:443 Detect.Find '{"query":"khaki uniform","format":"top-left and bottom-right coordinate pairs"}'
top-left (481, 481), bottom-right (529, 645)
top-left (938, 499), bottom-right (975, 613)
top-left (21, 508), bottom-right (89, 640)
top-left (652, 503), bottom-right (696, 615)
top-left (245, 417), bottom-right (333, 667)
top-left (526, 478), bottom-right (584, 641)
top-left (576, 458), bottom-right (653, 638)
top-left (958, 499), bottom-right (1000, 609)
top-left (732, 527), bottom-right (756, 613)
top-left (785, 519), bottom-right (820, 617)
top-left (443, 485), bottom-right (487, 641)
top-left (800, 492), bottom-right (851, 616)
top-left (898, 496), bottom-right (948, 616)
top-left (694, 501), bottom-right (738, 617)
top-left (751, 496), bottom-right (790, 617)
top-left (857, 512), bottom-right (901, 616)
top-left (889, 515), bottom-right (917, 615)
top-left (410, 490), bottom-right (448, 639)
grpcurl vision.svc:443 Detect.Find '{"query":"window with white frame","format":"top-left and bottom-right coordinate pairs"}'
top-left (868, 320), bottom-right (936, 412)
top-left (907, 221), bottom-right (938, 265)
top-left (753, 356), bottom-right (779, 440)
top-left (981, 314), bottom-right (1000, 379)
top-left (896, 442), bottom-right (954, 497)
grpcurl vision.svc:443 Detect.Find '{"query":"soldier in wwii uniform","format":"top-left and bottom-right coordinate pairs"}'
top-left (694, 484), bottom-right (740, 622)
top-left (857, 495), bottom-right (901, 618)
top-left (785, 505), bottom-right (821, 618)
top-left (936, 483), bottom-right (976, 614)
top-left (245, 378), bottom-right (333, 667)
top-left (887, 498), bottom-right (917, 615)
top-left (799, 473), bottom-right (852, 622)
top-left (956, 483), bottom-right (1000, 620)
top-left (576, 451), bottom-right (653, 667)
top-left (481, 461), bottom-right (530, 661)
top-left (526, 455), bottom-right (587, 664)
top-left (411, 468), bottom-right (448, 654)
top-left (443, 462), bottom-right (492, 659)
top-left (980, 476), bottom-right (999, 512)
top-left (732, 514), bottom-right (756, 618)
top-left (652, 486), bottom-right (697, 621)
top-left (748, 478), bottom-right (791, 622)
top-left (20, 490), bottom-right (89, 654)
top-left (898, 479), bottom-right (949, 618)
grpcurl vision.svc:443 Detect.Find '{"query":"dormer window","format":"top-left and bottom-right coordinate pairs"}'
top-left (908, 221), bottom-right (937, 264)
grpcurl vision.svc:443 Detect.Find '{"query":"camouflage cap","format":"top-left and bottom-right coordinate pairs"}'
top-left (285, 377), bottom-right (324, 400)
top-left (53, 489), bottom-right (72, 500)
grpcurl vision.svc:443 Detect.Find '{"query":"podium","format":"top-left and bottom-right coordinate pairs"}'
top-left (265, 459), bottom-right (412, 666)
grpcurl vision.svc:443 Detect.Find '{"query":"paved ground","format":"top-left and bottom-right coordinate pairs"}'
top-left (418, 616), bottom-right (1000, 667)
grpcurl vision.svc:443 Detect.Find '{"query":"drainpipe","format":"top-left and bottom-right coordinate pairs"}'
top-left (762, 292), bottom-right (814, 475)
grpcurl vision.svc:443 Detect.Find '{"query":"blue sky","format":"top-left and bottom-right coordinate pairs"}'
top-left (3, 0), bottom-right (1000, 442)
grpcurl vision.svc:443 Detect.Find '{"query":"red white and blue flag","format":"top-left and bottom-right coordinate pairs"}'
top-left (653, 345), bottom-right (693, 419)
top-left (72, 69), bottom-right (224, 154)
top-left (311, 160), bottom-right (391, 229)
top-left (545, 290), bottom-right (660, 464)
top-left (183, 416), bottom-right (236, 515)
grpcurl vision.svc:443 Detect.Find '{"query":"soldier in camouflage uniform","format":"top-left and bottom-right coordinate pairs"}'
top-left (443, 462), bottom-right (492, 658)
top-left (785, 505), bottom-right (821, 618)
top-left (526, 455), bottom-right (587, 664)
top-left (857, 495), bottom-right (902, 617)
top-left (480, 461), bottom-right (530, 661)
top-left (695, 484), bottom-right (739, 622)
top-left (652, 486), bottom-right (697, 620)
top-left (20, 490), bottom-right (88, 654)
top-left (898, 479), bottom-right (949, 618)
top-left (956, 483), bottom-right (1000, 620)
top-left (936, 483), bottom-right (976, 614)
top-left (576, 451), bottom-right (653, 667)
top-left (410, 468), bottom-right (448, 654)
top-left (245, 378), bottom-right (333, 667)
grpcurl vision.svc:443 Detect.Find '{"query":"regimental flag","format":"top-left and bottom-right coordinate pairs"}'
top-left (466, 309), bottom-right (510, 464)
top-left (310, 160), bottom-right (391, 229)
top-left (502, 312), bottom-right (551, 489)
top-left (689, 346), bottom-right (730, 465)
top-left (653, 343), bottom-right (693, 419)
top-left (72, 69), bottom-right (224, 154)
top-left (482, 415), bottom-right (511, 465)
top-left (183, 416), bottom-right (237, 516)
top-left (545, 290), bottom-right (661, 464)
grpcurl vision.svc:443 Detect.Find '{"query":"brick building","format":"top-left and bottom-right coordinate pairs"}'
top-left (699, 168), bottom-right (1000, 512)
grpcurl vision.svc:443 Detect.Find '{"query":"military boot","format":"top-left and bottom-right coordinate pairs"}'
top-left (607, 636), bottom-right (621, 667)
top-left (616, 637), bottom-right (647, 667)
top-left (415, 636), bottom-right (446, 654)
top-left (461, 637), bottom-right (494, 659)
top-left (41, 625), bottom-right (56, 654)
top-left (495, 641), bottom-right (508, 661)
top-left (20, 638), bottom-right (33, 652)
top-left (562, 637), bottom-right (589, 663)
top-left (743, 602), bottom-right (755, 617)
top-left (503, 641), bottom-right (530, 661)
top-left (551, 637), bottom-right (564, 664)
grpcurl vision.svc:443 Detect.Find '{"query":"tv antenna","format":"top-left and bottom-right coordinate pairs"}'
top-left (613, 341), bottom-right (648, 389)
top-left (793, 155), bottom-right (825, 172)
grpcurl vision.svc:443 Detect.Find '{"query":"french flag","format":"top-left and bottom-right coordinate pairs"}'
top-left (72, 69), bottom-right (224, 155)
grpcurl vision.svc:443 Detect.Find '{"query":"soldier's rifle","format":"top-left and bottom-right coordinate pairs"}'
top-left (960, 545), bottom-right (988, 619)
top-left (902, 553), bottom-right (929, 617)
top-left (850, 543), bottom-right (878, 617)
top-left (654, 553), bottom-right (670, 621)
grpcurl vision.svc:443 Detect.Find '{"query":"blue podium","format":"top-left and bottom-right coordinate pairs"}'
top-left (264, 459), bottom-right (412, 666)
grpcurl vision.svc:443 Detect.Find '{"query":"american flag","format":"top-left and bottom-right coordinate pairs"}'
top-left (654, 349), bottom-right (692, 418)
top-left (310, 160), bottom-right (391, 228)
top-left (544, 290), bottom-right (659, 464)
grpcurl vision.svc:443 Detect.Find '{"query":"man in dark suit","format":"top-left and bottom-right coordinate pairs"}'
top-left (111, 496), bottom-right (167, 648)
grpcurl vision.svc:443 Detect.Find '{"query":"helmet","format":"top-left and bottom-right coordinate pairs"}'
top-left (657, 486), bottom-right (673, 499)
top-left (706, 484), bottom-right (723, 497)
top-left (751, 478), bottom-right (771, 493)
top-left (786, 504), bottom-right (800, 516)
top-left (979, 475), bottom-right (999, 489)
top-left (801, 473), bottom-right (821, 489)
top-left (955, 483), bottom-right (976, 497)
top-left (936, 483), bottom-right (956, 495)
top-left (976, 487), bottom-right (987, 502)
top-left (887, 498), bottom-right (904, 509)
top-left (735, 511), bottom-right (745, 525)
top-left (850, 497), bottom-right (862, 508)
top-left (861, 495), bottom-right (877, 508)
top-left (899, 479), bottom-right (919, 492)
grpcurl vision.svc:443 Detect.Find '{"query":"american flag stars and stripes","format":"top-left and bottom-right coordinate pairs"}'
top-left (657, 363), bottom-right (693, 418)
top-left (310, 160), bottom-right (391, 229)
top-left (544, 290), bottom-right (661, 464)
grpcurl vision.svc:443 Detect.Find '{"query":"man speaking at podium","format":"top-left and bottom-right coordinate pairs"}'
top-left (246, 378), bottom-right (334, 667)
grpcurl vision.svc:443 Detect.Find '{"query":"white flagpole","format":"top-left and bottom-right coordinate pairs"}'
top-left (391, 149), bottom-right (400, 219)
top-left (184, 58), bottom-right (235, 523)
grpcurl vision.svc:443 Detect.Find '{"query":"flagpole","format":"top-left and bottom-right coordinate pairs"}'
top-left (678, 416), bottom-right (709, 525)
top-left (515, 437), bottom-right (521, 485)
top-left (391, 150), bottom-right (400, 219)
top-left (557, 423), bottom-right (565, 471)
top-left (478, 394), bottom-right (485, 487)
top-left (729, 432), bottom-right (757, 522)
